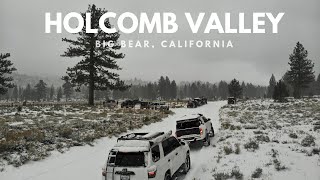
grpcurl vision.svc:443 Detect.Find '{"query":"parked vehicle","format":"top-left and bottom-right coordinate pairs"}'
top-left (187, 97), bottom-right (207, 108)
top-left (150, 101), bottom-right (169, 111)
top-left (121, 100), bottom-right (135, 108)
top-left (102, 131), bottom-right (190, 180)
top-left (187, 100), bottom-right (197, 108)
top-left (140, 101), bottom-right (151, 109)
top-left (227, 97), bottom-right (236, 104)
top-left (103, 100), bottom-right (117, 109)
top-left (175, 114), bottom-right (214, 146)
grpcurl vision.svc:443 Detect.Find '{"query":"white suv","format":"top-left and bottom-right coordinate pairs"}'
top-left (102, 131), bottom-right (190, 180)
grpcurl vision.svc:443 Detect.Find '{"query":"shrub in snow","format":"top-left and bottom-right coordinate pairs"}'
top-left (301, 135), bottom-right (315, 147)
top-left (251, 168), bottom-right (263, 178)
top-left (58, 127), bottom-right (73, 139)
top-left (231, 166), bottom-right (243, 180)
top-left (289, 133), bottom-right (298, 139)
top-left (271, 149), bottom-right (279, 158)
top-left (255, 135), bottom-right (270, 142)
top-left (253, 130), bottom-right (263, 134)
top-left (213, 172), bottom-right (231, 180)
top-left (244, 139), bottom-right (259, 151)
top-left (221, 122), bottom-right (231, 129)
top-left (312, 148), bottom-right (320, 155)
top-left (223, 145), bottom-right (233, 155)
top-left (234, 143), bottom-right (241, 154)
top-left (273, 158), bottom-right (287, 171)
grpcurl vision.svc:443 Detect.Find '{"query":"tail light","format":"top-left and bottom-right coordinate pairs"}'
top-left (199, 128), bottom-right (203, 135)
top-left (148, 165), bottom-right (157, 178)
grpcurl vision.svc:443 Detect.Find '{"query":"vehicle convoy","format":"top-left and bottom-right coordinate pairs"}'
top-left (102, 131), bottom-right (190, 180)
top-left (175, 114), bottom-right (214, 146)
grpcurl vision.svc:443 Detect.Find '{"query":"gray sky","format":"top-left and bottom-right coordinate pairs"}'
top-left (0, 0), bottom-right (319, 85)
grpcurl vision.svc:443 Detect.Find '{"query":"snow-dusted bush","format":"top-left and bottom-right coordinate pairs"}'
top-left (251, 168), bottom-right (263, 178)
top-left (231, 166), bottom-right (243, 180)
top-left (255, 135), bottom-right (270, 142)
top-left (289, 133), bottom-right (298, 139)
top-left (234, 143), bottom-right (241, 154)
top-left (273, 158), bottom-right (287, 171)
top-left (244, 139), bottom-right (259, 151)
top-left (223, 145), bottom-right (233, 155)
top-left (301, 135), bottom-right (315, 147)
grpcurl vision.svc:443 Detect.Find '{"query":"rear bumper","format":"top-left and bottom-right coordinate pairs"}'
top-left (178, 136), bottom-right (204, 142)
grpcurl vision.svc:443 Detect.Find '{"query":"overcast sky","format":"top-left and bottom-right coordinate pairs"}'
top-left (0, 0), bottom-right (319, 85)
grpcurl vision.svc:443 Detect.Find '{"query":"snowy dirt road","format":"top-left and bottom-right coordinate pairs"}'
top-left (0, 101), bottom-right (226, 180)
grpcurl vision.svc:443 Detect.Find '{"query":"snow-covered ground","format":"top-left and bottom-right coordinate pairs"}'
top-left (0, 101), bottom-right (225, 180)
top-left (2, 99), bottom-right (319, 180)
top-left (190, 99), bottom-right (320, 180)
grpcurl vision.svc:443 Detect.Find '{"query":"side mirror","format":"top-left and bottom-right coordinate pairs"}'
top-left (208, 118), bottom-right (211, 121)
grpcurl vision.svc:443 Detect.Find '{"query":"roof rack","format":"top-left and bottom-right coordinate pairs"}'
top-left (117, 132), bottom-right (165, 142)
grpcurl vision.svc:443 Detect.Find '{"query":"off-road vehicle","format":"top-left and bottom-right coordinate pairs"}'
top-left (102, 131), bottom-right (190, 180)
top-left (121, 100), bottom-right (135, 108)
top-left (150, 101), bottom-right (169, 111)
top-left (175, 114), bottom-right (214, 146)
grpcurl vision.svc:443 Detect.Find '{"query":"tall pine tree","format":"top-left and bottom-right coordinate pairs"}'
top-left (49, 85), bottom-right (55, 100)
top-left (267, 74), bottom-right (276, 98)
top-left (61, 4), bottom-right (128, 105)
top-left (228, 78), bottom-right (242, 99)
top-left (62, 77), bottom-right (73, 101)
top-left (287, 42), bottom-right (315, 98)
top-left (34, 80), bottom-right (47, 101)
top-left (57, 87), bottom-right (63, 102)
top-left (0, 53), bottom-right (16, 94)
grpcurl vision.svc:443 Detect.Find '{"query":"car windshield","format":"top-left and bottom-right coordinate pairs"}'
top-left (176, 119), bottom-right (200, 129)
top-left (114, 152), bottom-right (145, 167)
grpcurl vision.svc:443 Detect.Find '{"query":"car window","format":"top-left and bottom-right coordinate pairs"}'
top-left (162, 137), bottom-right (182, 156)
top-left (168, 137), bottom-right (181, 149)
top-left (162, 139), bottom-right (172, 156)
top-left (176, 119), bottom-right (200, 129)
top-left (151, 145), bottom-right (161, 162)
top-left (115, 152), bottom-right (145, 167)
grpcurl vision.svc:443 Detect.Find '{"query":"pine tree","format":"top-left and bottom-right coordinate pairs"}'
top-left (228, 78), bottom-right (242, 99)
top-left (317, 74), bottom-right (320, 95)
top-left (12, 86), bottom-right (18, 101)
top-left (267, 74), bottom-right (276, 98)
top-left (273, 80), bottom-right (289, 102)
top-left (34, 80), bottom-right (47, 101)
top-left (287, 42), bottom-right (315, 98)
top-left (0, 53), bottom-right (16, 94)
top-left (218, 81), bottom-right (228, 99)
top-left (24, 84), bottom-right (32, 101)
top-left (61, 4), bottom-right (129, 106)
top-left (62, 77), bottom-right (73, 101)
top-left (171, 80), bottom-right (177, 99)
top-left (158, 76), bottom-right (166, 99)
top-left (57, 87), bottom-right (63, 102)
top-left (49, 85), bottom-right (55, 100)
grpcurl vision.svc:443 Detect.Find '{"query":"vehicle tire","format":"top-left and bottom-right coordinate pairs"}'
top-left (164, 171), bottom-right (171, 180)
top-left (203, 134), bottom-right (210, 146)
top-left (210, 126), bottom-right (215, 137)
top-left (182, 154), bottom-right (191, 174)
